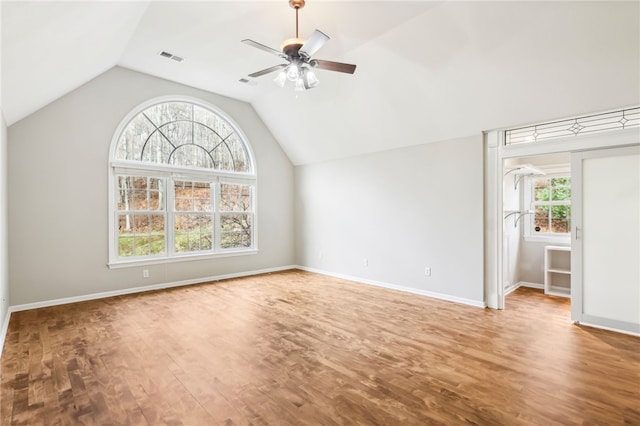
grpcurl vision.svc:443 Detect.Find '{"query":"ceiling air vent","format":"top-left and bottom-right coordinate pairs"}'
top-left (159, 51), bottom-right (184, 62)
top-left (239, 78), bottom-right (258, 86)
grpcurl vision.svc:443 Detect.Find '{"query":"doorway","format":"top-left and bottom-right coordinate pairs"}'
top-left (484, 121), bottom-right (639, 314)
top-left (502, 152), bottom-right (572, 307)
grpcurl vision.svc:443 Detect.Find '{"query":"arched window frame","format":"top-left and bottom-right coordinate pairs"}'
top-left (108, 96), bottom-right (257, 268)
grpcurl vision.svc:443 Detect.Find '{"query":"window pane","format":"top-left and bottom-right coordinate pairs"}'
top-left (117, 176), bottom-right (163, 211)
top-left (118, 237), bottom-right (134, 257)
top-left (115, 101), bottom-right (252, 173)
top-left (141, 132), bottom-right (173, 164)
top-left (175, 214), bottom-right (213, 253)
top-left (534, 178), bottom-right (550, 202)
top-left (116, 114), bottom-right (156, 161)
top-left (133, 214), bottom-right (149, 233)
top-left (534, 206), bottom-right (549, 233)
top-left (551, 177), bottom-right (571, 201)
top-left (134, 236), bottom-right (150, 256)
top-left (551, 205), bottom-right (571, 233)
top-left (163, 120), bottom-right (193, 146)
top-left (225, 134), bottom-right (250, 173)
top-left (170, 144), bottom-right (214, 169)
top-left (174, 181), bottom-right (211, 212)
top-left (193, 122), bottom-right (222, 152)
top-left (118, 213), bottom-right (165, 257)
top-left (221, 214), bottom-right (252, 249)
top-left (149, 235), bottom-right (165, 254)
top-left (144, 102), bottom-right (192, 127)
top-left (211, 143), bottom-right (235, 171)
top-left (220, 184), bottom-right (252, 212)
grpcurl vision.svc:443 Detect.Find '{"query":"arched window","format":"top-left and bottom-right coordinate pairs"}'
top-left (108, 98), bottom-right (256, 267)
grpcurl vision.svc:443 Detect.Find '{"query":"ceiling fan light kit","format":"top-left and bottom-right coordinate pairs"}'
top-left (241, 0), bottom-right (356, 92)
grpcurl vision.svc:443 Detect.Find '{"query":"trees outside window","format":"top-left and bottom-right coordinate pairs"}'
top-left (533, 176), bottom-right (571, 233)
top-left (109, 99), bottom-right (256, 266)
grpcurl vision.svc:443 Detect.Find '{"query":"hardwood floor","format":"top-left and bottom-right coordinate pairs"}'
top-left (1, 270), bottom-right (638, 425)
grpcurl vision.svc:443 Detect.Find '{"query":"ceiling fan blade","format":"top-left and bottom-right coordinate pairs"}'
top-left (299, 30), bottom-right (330, 59)
top-left (241, 39), bottom-right (287, 59)
top-left (310, 59), bottom-right (357, 74)
top-left (248, 64), bottom-right (288, 78)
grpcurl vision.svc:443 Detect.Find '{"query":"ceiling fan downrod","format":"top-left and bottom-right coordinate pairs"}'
top-left (289, 0), bottom-right (305, 39)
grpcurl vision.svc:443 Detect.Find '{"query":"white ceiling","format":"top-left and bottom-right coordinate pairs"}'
top-left (2, 1), bottom-right (639, 165)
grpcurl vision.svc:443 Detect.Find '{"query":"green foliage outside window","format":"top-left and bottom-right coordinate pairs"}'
top-left (533, 177), bottom-right (571, 234)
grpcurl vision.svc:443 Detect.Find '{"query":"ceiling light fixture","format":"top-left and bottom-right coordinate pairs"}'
top-left (241, 0), bottom-right (356, 92)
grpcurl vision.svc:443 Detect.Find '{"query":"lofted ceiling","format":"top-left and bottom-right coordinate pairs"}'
top-left (2, 1), bottom-right (639, 165)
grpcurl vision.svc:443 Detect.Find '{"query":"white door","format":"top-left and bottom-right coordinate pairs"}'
top-left (571, 145), bottom-right (640, 333)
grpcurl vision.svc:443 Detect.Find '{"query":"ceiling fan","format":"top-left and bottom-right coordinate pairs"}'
top-left (241, 0), bottom-right (357, 91)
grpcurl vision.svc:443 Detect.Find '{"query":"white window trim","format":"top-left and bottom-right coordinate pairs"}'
top-left (107, 96), bottom-right (258, 268)
top-left (523, 170), bottom-right (571, 244)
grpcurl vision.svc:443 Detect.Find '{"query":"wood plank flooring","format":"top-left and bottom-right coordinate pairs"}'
top-left (1, 270), bottom-right (639, 425)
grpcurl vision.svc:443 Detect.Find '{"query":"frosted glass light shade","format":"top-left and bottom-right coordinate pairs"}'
top-left (286, 64), bottom-right (299, 81)
top-left (303, 68), bottom-right (319, 89)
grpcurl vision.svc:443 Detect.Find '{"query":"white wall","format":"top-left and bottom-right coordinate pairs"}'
top-left (502, 171), bottom-right (522, 289)
top-left (7, 67), bottom-right (295, 305)
top-left (295, 136), bottom-right (484, 305)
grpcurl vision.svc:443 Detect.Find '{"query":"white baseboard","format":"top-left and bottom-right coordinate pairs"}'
top-left (504, 281), bottom-right (543, 296)
top-left (0, 265), bottom-right (296, 358)
top-left (518, 281), bottom-right (544, 289)
top-left (9, 265), bottom-right (297, 313)
top-left (295, 266), bottom-right (486, 308)
top-left (503, 281), bottom-right (519, 296)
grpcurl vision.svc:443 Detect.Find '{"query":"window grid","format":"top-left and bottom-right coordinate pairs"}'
top-left (110, 99), bottom-right (256, 265)
top-left (174, 180), bottom-right (214, 254)
top-left (116, 176), bottom-right (167, 258)
top-left (531, 176), bottom-right (571, 236)
top-left (505, 107), bottom-right (639, 145)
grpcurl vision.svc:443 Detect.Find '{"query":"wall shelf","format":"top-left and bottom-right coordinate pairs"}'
top-left (544, 245), bottom-right (571, 297)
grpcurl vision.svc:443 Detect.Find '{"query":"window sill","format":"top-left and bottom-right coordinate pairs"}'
top-left (524, 234), bottom-right (571, 245)
top-left (108, 249), bottom-right (258, 269)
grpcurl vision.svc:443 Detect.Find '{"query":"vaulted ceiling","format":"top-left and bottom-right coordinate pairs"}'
top-left (2, 1), bottom-right (639, 165)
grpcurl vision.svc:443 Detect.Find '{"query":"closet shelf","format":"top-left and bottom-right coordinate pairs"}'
top-left (544, 246), bottom-right (571, 298)
top-left (547, 267), bottom-right (570, 274)
top-left (504, 165), bottom-right (546, 189)
top-left (503, 210), bottom-right (534, 228)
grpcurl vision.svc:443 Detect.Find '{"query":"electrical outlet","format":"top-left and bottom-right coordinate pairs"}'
top-left (363, 258), bottom-right (368, 267)
top-left (143, 269), bottom-right (149, 278)
top-left (424, 267), bottom-right (431, 276)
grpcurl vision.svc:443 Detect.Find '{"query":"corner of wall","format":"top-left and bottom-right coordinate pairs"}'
top-left (0, 109), bottom-right (10, 356)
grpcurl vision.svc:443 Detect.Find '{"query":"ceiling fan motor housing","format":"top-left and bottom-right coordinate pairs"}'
top-left (281, 38), bottom-right (305, 57)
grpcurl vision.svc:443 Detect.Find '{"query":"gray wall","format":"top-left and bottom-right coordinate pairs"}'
top-left (8, 67), bottom-right (295, 305)
top-left (518, 240), bottom-right (569, 285)
top-left (0, 112), bottom-right (8, 324)
top-left (294, 136), bottom-right (484, 305)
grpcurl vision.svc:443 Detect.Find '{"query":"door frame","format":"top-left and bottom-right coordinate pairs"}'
top-left (484, 127), bottom-right (640, 310)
